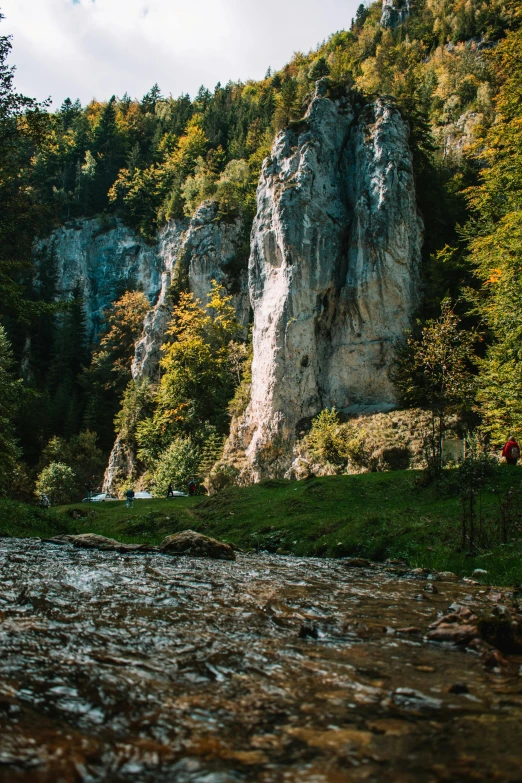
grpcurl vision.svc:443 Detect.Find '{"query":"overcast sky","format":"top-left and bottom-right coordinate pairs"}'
top-left (2, 0), bottom-right (363, 108)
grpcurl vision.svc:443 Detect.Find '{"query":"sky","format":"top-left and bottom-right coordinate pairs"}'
top-left (2, 0), bottom-right (363, 109)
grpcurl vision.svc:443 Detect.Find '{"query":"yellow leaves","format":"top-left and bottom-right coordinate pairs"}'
top-left (163, 283), bottom-right (240, 357)
top-left (165, 119), bottom-right (208, 175)
top-left (96, 291), bottom-right (150, 364)
top-left (85, 100), bottom-right (105, 127)
top-left (486, 268), bottom-right (502, 285)
top-left (115, 101), bottom-right (141, 133)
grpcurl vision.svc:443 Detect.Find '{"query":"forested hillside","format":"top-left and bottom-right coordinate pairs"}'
top-left (0, 0), bottom-right (521, 500)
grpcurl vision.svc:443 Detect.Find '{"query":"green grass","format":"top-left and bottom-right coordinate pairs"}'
top-left (2, 468), bottom-right (522, 586)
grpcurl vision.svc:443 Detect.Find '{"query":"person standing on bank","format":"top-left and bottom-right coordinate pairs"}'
top-left (502, 436), bottom-right (520, 466)
top-left (126, 487), bottom-right (135, 508)
top-left (167, 482), bottom-right (174, 499)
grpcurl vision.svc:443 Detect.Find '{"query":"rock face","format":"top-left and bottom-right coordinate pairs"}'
top-left (381, 0), bottom-right (410, 28)
top-left (232, 85), bottom-right (422, 480)
top-left (132, 201), bottom-right (249, 380)
top-left (36, 217), bottom-right (171, 341)
top-left (100, 203), bottom-right (249, 492)
top-left (36, 205), bottom-right (250, 493)
top-left (38, 206), bottom-right (249, 366)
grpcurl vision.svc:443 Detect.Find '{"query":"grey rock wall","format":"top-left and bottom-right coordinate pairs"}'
top-left (131, 201), bottom-right (249, 380)
top-left (381, 0), bottom-right (410, 28)
top-left (231, 84), bottom-right (423, 481)
top-left (37, 205), bottom-right (250, 493)
top-left (36, 217), bottom-right (168, 341)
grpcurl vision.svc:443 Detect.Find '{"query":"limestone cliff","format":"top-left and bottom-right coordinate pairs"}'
top-left (101, 203), bottom-right (249, 491)
top-left (132, 201), bottom-right (249, 380)
top-left (37, 205), bottom-right (250, 492)
top-left (39, 206), bottom-right (248, 364)
top-left (227, 84), bottom-right (423, 481)
top-left (36, 216), bottom-right (169, 341)
top-left (40, 84), bottom-right (422, 491)
top-left (381, 0), bottom-right (410, 28)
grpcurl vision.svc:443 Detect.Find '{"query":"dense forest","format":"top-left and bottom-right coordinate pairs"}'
top-left (0, 0), bottom-right (521, 500)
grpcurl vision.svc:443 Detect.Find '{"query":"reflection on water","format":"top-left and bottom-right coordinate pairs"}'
top-left (0, 538), bottom-right (521, 782)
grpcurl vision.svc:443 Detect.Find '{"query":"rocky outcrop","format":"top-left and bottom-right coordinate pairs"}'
top-left (132, 201), bottom-right (249, 380)
top-left (37, 207), bottom-right (249, 373)
top-left (130, 221), bottom-right (188, 379)
top-left (186, 202), bottom-right (250, 329)
top-left (40, 85), bottom-right (423, 491)
top-left (437, 110), bottom-right (485, 163)
top-left (103, 433), bottom-right (140, 495)
top-left (381, 0), bottom-right (410, 28)
top-left (230, 84), bottom-right (422, 481)
top-left (36, 216), bottom-right (172, 341)
top-left (100, 204), bottom-right (249, 492)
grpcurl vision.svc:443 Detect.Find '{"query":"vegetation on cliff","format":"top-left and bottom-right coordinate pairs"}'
top-left (0, 0), bottom-right (522, 499)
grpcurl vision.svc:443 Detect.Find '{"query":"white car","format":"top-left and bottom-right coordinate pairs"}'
top-left (82, 493), bottom-right (119, 503)
top-left (134, 491), bottom-right (153, 499)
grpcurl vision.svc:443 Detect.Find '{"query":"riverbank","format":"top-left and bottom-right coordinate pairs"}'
top-left (2, 468), bottom-right (522, 585)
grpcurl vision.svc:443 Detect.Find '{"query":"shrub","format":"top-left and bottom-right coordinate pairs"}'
top-left (306, 408), bottom-right (347, 466)
top-left (205, 463), bottom-right (240, 494)
top-left (150, 437), bottom-right (201, 496)
top-left (35, 462), bottom-right (77, 505)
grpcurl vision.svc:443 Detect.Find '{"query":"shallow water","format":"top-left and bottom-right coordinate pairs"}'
top-left (0, 538), bottom-right (521, 782)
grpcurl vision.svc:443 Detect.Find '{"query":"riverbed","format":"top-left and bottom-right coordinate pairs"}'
top-left (0, 538), bottom-right (521, 782)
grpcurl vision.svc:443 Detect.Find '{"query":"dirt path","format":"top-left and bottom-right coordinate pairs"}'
top-left (0, 538), bottom-right (521, 782)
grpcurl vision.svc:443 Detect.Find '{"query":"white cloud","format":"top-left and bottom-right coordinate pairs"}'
top-left (1, 0), bottom-right (363, 107)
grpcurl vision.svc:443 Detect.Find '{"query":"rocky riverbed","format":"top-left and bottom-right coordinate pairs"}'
top-left (0, 538), bottom-right (521, 782)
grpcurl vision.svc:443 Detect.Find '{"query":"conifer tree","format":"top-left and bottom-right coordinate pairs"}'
top-left (0, 325), bottom-right (21, 495)
top-left (47, 284), bottom-right (89, 438)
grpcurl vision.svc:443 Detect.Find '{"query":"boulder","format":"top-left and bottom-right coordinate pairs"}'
top-left (427, 623), bottom-right (479, 645)
top-left (159, 530), bottom-right (236, 561)
top-left (72, 534), bottom-right (150, 553)
top-left (342, 557), bottom-right (371, 568)
top-left (46, 534), bottom-right (150, 553)
top-left (438, 571), bottom-right (459, 582)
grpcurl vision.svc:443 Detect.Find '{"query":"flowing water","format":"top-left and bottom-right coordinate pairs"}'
top-left (0, 538), bottom-right (521, 783)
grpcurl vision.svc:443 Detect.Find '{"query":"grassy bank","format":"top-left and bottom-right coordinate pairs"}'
top-left (1, 468), bottom-right (522, 586)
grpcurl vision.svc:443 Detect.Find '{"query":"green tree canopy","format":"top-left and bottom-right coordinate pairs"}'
top-left (136, 282), bottom-right (242, 464)
top-left (465, 22), bottom-right (522, 442)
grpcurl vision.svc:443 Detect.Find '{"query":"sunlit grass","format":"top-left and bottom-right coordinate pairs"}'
top-left (2, 467), bottom-right (522, 586)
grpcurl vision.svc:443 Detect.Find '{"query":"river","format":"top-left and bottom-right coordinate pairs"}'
top-left (0, 538), bottom-right (521, 782)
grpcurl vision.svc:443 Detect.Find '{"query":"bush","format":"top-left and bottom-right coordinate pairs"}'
top-left (205, 463), bottom-right (239, 494)
top-left (35, 462), bottom-right (77, 505)
top-left (150, 437), bottom-right (201, 496)
top-left (306, 408), bottom-right (348, 466)
top-left (306, 409), bottom-right (365, 469)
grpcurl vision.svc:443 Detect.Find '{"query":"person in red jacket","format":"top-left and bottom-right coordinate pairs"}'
top-left (502, 436), bottom-right (520, 466)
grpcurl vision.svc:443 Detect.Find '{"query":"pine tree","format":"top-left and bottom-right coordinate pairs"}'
top-left (141, 84), bottom-right (162, 114)
top-left (91, 96), bottom-right (124, 211)
top-left (47, 284), bottom-right (89, 438)
top-left (82, 291), bottom-right (149, 451)
top-left (0, 325), bottom-right (21, 495)
top-left (309, 57), bottom-right (331, 81)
